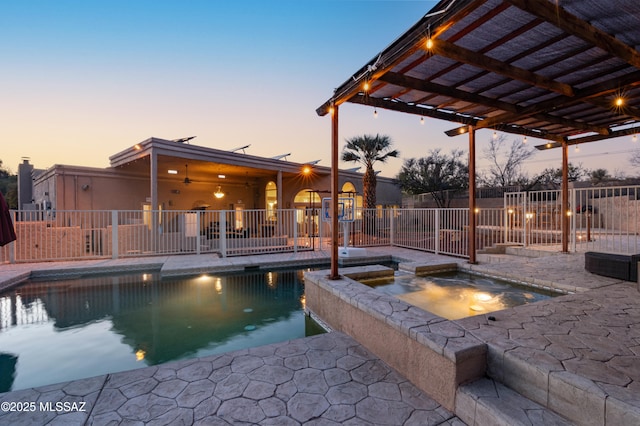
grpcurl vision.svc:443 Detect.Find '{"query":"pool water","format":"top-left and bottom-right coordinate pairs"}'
top-left (0, 268), bottom-right (324, 393)
top-left (364, 270), bottom-right (558, 320)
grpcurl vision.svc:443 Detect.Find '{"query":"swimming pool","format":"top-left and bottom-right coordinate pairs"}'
top-left (0, 267), bottom-right (324, 392)
top-left (364, 270), bottom-right (559, 320)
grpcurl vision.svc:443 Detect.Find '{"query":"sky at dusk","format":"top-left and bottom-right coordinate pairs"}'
top-left (2, 0), bottom-right (638, 179)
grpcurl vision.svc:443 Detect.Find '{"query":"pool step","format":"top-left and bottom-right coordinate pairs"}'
top-left (455, 378), bottom-right (572, 426)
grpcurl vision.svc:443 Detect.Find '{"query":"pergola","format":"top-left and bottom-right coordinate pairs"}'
top-left (317, 0), bottom-right (640, 277)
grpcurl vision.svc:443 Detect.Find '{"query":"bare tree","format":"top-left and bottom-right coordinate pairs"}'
top-left (396, 149), bottom-right (468, 207)
top-left (630, 150), bottom-right (640, 170)
top-left (481, 135), bottom-right (535, 188)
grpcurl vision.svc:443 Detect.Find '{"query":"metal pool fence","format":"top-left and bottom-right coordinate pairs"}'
top-left (1, 209), bottom-right (312, 263)
top-left (505, 185), bottom-right (640, 254)
top-left (2, 186), bottom-right (639, 263)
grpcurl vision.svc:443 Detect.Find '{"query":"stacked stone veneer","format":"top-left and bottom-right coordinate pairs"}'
top-left (304, 264), bottom-right (487, 411)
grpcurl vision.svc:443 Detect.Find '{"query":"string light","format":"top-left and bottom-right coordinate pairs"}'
top-left (420, 117), bottom-right (425, 125)
top-left (373, 109), bottom-right (378, 118)
top-left (633, 134), bottom-right (638, 142)
top-left (615, 97), bottom-right (624, 107)
top-left (426, 38), bottom-right (433, 49)
top-left (425, 24), bottom-right (433, 50)
top-left (574, 144), bottom-right (580, 152)
top-left (363, 81), bottom-right (370, 92)
top-left (493, 131), bottom-right (497, 140)
top-left (523, 136), bottom-right (528, 144)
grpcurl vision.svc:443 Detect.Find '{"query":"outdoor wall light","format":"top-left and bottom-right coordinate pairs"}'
top-left (214, 185), bottom-right (225, 199)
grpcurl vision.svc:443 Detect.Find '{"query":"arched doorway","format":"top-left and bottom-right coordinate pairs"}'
top-left (294, 189), bottom-right (322, 238)
top-left (341, 181), bottom-right (363, 219)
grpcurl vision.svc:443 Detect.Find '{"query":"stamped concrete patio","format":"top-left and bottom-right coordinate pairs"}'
top-left (0, 246), bottom-right (638, 425)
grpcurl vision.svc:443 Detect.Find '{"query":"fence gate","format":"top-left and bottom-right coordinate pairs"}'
top-left (504, 190), bottom-right (568, 247)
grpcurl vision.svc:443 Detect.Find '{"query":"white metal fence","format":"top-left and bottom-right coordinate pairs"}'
top-left (505, 185), bottom-right (640, 254)
top-left (2, 186), bottom-right (639, 263)
top-left (1, 209), bottom-right (312, 263)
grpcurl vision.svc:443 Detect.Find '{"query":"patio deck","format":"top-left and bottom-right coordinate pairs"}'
top-left (0, 246), bottom-right (638, 425)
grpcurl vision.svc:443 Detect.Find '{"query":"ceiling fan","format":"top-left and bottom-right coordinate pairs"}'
top-left (183, 164), bottom-right (195, 185)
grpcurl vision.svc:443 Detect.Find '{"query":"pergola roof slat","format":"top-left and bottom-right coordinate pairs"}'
top-left (317, 0), bottom-right (640, 147)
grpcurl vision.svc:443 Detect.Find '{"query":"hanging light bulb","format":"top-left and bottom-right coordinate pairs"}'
top-left (633, 134), bottom-right (638, 142)
top-left (574, 144), bottom-right (580, 153)
top-left (373, 109), bottom-right (378, 118)
top-left (493, 131), bottom-right (497, 140)
top-left (523, 136), bottom-right (528, 144)
top-left (420, 116), bottom-right (424, 125)
top-left (213, 185), bottom-right (225, 199)
top-left (426, 38), bottom-right (433, 49)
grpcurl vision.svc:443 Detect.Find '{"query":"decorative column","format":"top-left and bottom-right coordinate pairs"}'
top-left (150, 150), bottom-right (159, 252)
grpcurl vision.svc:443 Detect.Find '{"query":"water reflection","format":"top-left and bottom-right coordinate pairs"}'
top-left (365, 271), bottom-right (555, 320)
top-left (0, 268), bottom-right (320, 392)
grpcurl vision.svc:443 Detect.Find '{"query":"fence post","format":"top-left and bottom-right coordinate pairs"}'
top-left (523, 194), bottom-right (528, 247)
top-left (503, 194), bottom-right (508, 245)
top-left (435, 209), bottom-right (440, 254)
top-left (196, 211), bottom-right (201, 255)
top-left (570, 188), bottom-right (576, 252)
top-left (220, 211), bottom-right (227, 258)
top-left (389, 208), bottom-right (395, 247)
top-left (8, 210), bottom-right (15, 263)
top-left (111, 210), bottom-right (119, 259)
top-left (293, 210), bottom-right (298, 253)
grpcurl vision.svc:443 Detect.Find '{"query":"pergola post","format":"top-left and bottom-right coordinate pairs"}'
top-left (468, 126), bottom-right (477, 264)
top-left (330, 105), bottom-right (340, 279)
top-left (561, 141), bottom-right (569, 253)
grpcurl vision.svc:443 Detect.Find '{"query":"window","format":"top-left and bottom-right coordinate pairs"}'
top-left (266, 181), bottom-right (277, 221)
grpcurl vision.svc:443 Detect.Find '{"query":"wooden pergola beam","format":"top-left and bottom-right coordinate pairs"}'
top-left (430, 38), bottom-right (575, 97)
top-left (381, 72), bottom-right (610, 136)
top-left (446, 70), bottom-right (640, 136)
top-left (351, 94), bottom-right (566, 142)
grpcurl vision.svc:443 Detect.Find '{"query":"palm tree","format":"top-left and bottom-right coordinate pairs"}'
top-left (342, 134), bottom-right (399, 208)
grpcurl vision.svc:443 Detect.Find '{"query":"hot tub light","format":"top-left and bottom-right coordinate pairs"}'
top-left (474, 292), bottom-right (492, 302)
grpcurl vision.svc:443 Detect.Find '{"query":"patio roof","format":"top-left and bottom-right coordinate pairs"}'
top-left (316, 0), bottom-right (640, 149)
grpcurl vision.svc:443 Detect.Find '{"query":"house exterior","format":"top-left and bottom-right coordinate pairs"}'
top-left (22, 137), bottom-right (401, 214)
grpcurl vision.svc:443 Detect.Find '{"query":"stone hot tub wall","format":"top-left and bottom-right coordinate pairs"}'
top-left (304, 264), bottom-right (487, 411)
